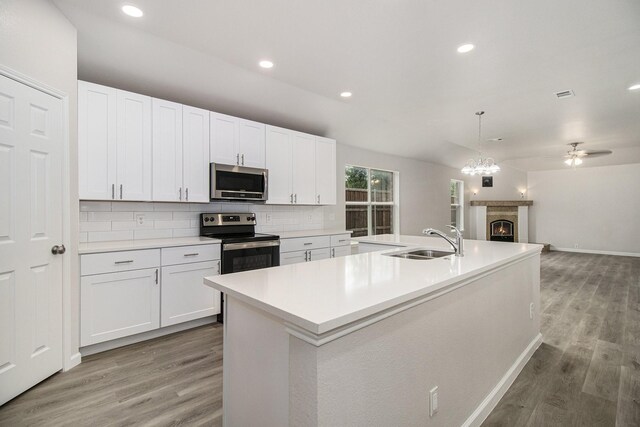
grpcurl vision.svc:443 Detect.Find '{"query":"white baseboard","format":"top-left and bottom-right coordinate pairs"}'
top-left (63, 352), bottom-right (82, 372)
top-left (553, 247), bottom-right (640, 258)
top-left (462, 333), bottom-right (543, 427)
top-left (80, 317), bottom-right (218, 356)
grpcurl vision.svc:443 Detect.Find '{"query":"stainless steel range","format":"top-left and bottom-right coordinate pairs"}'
top-left (199, 213), bottom-right (280, 322)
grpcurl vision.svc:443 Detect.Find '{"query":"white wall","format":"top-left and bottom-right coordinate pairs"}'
top-left (528, 163), bottom-right (640, 255)
top-left (79, 201), bottom-right (325, 242)
top-left (0, 0), bottom-right (79, 368)
top-left (323, 144), bottom-right (463, 236)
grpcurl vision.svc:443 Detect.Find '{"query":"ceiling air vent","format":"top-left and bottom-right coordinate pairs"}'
top-left (555, 90), bottom-right (575, 99)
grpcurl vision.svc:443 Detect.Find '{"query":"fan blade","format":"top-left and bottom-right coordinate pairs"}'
top-left (582, 149), bottom-right (613, 157)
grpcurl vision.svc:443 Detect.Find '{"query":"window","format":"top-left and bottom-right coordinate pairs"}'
top-left (450, 179), bottom-right (464, 231)
top-left (345, 165), bottom-right (398, 237)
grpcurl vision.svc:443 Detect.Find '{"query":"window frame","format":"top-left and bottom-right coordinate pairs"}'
top-left (345, 164), bottom-right (399, 236)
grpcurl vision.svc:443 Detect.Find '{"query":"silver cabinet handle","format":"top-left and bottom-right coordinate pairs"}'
top-left (294, 194), bottom-right (297, 204)
top-left (119, 184), bottom-right (123, 200)
top-left (217, 260), bottom-right (221, 274)
top-left (185, 188), bottom-right (189, 201)
top-left (303, 242), bottom-right (312, 246)
top-left (308, 250), bottom-right (311, 261)
top-left (236, 153), bottom-right (240, 165)
top-left (115, 260), bottom-right (134, 265)
top-left (338, 239), bottom-right (347, 243)
top-left (317, 194), bottom-right (320, 204)
top-left (331, 248), bottom-right (335, 258)
top-left (304, 250), bottom-right (308, 262)
top-left (155, 269), bottom-right (159, 284)
top-left (290, 194), bottom-right (293, 204)
top-left (241, 154), bottom-right (244, 165)
top-left (51, 244), bottom-right (66, 255)
top-left (112, 184), bottom-right (115, 199)
top-left (183, 253), bottom-right (199, 257)
top-left (179, 187), bottom-right (182, 201)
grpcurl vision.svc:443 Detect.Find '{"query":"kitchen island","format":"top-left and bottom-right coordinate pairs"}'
top-left (204, 235), bottom-right (543, 426)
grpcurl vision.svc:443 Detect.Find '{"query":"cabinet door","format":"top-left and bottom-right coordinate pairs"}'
top-left (238, 119), bottom-right (265, 168)
top-left (152, 98), bottom-right (183, 202)
top-left (331, 245), bottom-right (352, 258)
top-left (80, 268), bottom-right (159, 346)
top-left (161, 260), bottom-right (220, 327)
top-left (308, 247), bottom-right (330, 262)
top-left (116, 89), bottom-right (152, 201)
top-left (265, 125), bottom-right (293, 204)
top-left (78, 81), bottom-right (117, 200)
top-left (210, 111), bottom-right (239, 166)
top-left (183, 106), bottom-right (210, 202)
top-left (280, 250), bottom-right (308, 266)
top-left (315, 137), bottom-right (336, 205)
top-left (291, 131), bottom-right (317, 205)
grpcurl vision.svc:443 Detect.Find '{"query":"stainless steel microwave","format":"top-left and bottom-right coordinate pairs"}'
top-left (210, 163), bottom-right (268, 201)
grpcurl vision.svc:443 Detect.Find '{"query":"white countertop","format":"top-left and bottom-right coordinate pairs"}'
top-left (205, 235), bottom-right (542, 335)
top-left (276, 229), bottom-right (352, 239)
top-left (78, 236), bottom-right (221, 254)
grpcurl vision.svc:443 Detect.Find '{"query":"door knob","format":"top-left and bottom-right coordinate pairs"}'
top-left (51, 244), bottom-right (66, 255)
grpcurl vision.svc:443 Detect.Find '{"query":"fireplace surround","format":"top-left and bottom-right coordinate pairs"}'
top-left (469, 200), bottom-right (532, 243)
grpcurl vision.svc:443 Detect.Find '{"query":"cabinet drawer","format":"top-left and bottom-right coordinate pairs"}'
top-left (280, 236), bottom-right (331, 253)
top-left (308, 247), bottom-right (330, 262)
top-left (330, 234), bottom-right (351, 247)
top-left (331, 245), bottom-right (352, 258)
top-left (280, 250), bottom-right (308, 266)
top-left (81, 249), bottom-right (160, 276)
top-left (161, 244), bottom-right (220, 266)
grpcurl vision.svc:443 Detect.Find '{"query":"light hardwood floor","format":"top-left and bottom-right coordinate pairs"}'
top-left (1, 251), bottom-right (638, 426)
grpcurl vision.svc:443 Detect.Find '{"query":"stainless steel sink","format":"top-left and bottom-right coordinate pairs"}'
top-left (384, 249), bottom-right (454, 260)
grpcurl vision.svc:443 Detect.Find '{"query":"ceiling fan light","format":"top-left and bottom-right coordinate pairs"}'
top-left (564, 158), bottom-right (573, 166)
top-left (574, 157), bottom-right (583, 165)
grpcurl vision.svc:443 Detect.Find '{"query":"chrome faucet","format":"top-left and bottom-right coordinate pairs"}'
top-left (422, 225), bottom-right (464, 257)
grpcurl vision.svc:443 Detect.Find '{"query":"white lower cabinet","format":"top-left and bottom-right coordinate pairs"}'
top-left (161, 261), bottom-right (221, 327)
top-left (80, 243), bottom-right (221, 349)
top-left (81, 268), bottom-right (160, 346)
top-left (279, 234), bottom-right (351, 266)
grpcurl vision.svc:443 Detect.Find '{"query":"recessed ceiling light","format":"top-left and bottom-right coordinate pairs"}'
top-left (259, 60), bottom-right (274, 69)
top-left (457, 44), bottom-right (475, 53)
top-left (122, 5), bottom-right (143, 18)
top-left (340, 92), bottom-right (352, 98)
top-left (629, 83), bottom-right (640, 91)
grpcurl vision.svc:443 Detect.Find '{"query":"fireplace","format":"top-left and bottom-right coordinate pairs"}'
top-left (490, 220), bottom-right (515, 242)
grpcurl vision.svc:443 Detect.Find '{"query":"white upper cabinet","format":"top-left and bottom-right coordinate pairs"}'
top-left (291, 131), bottom-right (316, 205)
top-left (182, 106), bottom-right (210, 203)
top-left (116, 90), bottom-right (152, 201)
top-left (79, 82), bottom-right (152, 201)
top-left (152, 99), bottom-right (183, 202)
top-left (209, 112), bottom-right (239, 166)
top-left (238, 119), bottom-right (265, 168)
top-left (266, 126), bottom-right (336, 205)
top-left (315, 137), bottom-right (336, 205)
top-left (210, 112), bottom-right (266, 168)
top-left (265, 125), bottom-right (293, 204)
top-left (78, 81), bottom-right (117, 200)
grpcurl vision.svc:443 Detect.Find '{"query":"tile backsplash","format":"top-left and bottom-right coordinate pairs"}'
top-left (79, 201), bottom-right (328, 243)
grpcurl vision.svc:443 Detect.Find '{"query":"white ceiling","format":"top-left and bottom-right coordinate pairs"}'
top-left (53, 0), bottom-right (640, 171)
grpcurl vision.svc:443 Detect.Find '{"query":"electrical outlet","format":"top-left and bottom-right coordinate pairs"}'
top-left (307, 214), bottom-right (313, 223)
top-left (265, 214), bottom-right (272, 224)
top-left (136, 214), bottom-right (145, 226)
top-left (429, 386), bottom-right (438, 417)
top-left (529, 302), bottom-right (534, 319)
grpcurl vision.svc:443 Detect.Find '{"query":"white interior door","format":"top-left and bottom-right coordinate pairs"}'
top-left (0, 74), bottom-right (64, 405)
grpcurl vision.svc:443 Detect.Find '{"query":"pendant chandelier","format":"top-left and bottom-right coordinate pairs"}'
top-left (461, 111), bottom-right (500, 176)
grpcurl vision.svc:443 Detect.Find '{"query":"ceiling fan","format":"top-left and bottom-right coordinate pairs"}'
top-left (563, 142), bottom-right (612, 167)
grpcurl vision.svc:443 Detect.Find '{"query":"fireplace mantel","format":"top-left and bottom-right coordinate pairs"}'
top-left (470, 200), bottom-right (533, 207)
top-left (469, 202), bottom-right (531, 243)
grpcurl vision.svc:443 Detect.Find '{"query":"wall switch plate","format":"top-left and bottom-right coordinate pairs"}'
top-left (429, 386), bottom-right (438, 417)
top-left (307, 214), bottom-right (313, 223)
top-left (136, 214), bottom-right (145, 225)
top-left (529, 302), bottom-right (534, 319)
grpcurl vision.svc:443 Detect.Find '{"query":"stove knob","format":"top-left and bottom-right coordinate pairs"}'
top-left (247, 216), bottom-right (255, 221)
top-left (204, 217), bottom-right (209, 222)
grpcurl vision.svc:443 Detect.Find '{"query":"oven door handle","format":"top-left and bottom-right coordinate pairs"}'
top-left (223, 240), bottom-right (280, 251)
